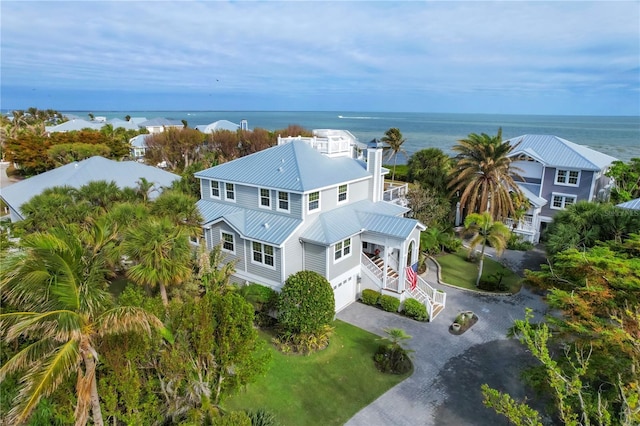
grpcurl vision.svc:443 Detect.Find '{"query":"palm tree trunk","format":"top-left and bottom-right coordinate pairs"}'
top-left (77, 348), bottom-right (104, 426)
top-left (159, 283), bottom-right (169, 307)
top-left (476, 243), bottom-right (486, 287)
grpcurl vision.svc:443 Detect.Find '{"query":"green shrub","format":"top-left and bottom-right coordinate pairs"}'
top-left (443, 237), bottom-right (462, 253)
top-left (212, 411), bottom-right (251, 426)
top-left (272, 325), bottom-right (334, 355)
top-left (402, 298), bottom-right (429, 321)
top-left (237, 283), bottom-right (278, 327)
top-left (246, 409), bottom-right (279, 426)
top-left (277, 271), bottom-right (334, 335)
top-left (361, 289), bottom-right (380, 306)
top-left (379, 295), bottom-right (400, 312)
top-left (373, 344), bottom-right (412, 374)
top-left (507, 233), bottom-right (534, 251)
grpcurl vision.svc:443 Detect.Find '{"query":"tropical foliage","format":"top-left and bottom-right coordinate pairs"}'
top-left (464, 212), bottom-right (511, 287)
top-left (448, 128), bottom-right (524, 220)
top-left (606, 158), bottom-right (640, 203)
top-left (407, 147), bottom-right (452, 195)
top-left (381, 127), bottom-right (407, 183)
top-left (0, 224), bottom-right (163, 425)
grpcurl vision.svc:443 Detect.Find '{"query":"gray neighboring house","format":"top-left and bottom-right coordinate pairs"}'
top-left (0, 156), bottom-right (180, 222)
top-left (195, 135), bottom-right (446, 319)
top-left (505, 135), bottom-right (618, 243)
top-left (138, 118), bottom-right (184, 134)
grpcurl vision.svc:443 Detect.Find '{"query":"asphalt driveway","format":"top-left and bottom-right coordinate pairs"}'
top-left (337, 252), bottom-right (550, 426)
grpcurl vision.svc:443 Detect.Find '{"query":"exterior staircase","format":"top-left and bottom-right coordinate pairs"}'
top-left (361, 253), bottom-right (446, 321)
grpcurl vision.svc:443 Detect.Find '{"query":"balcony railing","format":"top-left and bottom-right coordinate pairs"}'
top-left (504, 216), bottom-right (536, 233)
top-left (383, 182), bottom-right (409, 206)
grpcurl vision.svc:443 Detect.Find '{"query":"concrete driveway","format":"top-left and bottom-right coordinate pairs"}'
top-left (337, 254), bottom-right (549, 426)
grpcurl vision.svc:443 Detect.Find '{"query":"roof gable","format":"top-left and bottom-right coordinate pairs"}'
top-left (195, 140), bottom-right (371, 192)
top-left (506, 134), bottom-right (617, 171)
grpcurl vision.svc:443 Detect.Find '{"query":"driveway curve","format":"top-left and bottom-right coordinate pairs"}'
top-left (337, 256), bottom-right (549, 426)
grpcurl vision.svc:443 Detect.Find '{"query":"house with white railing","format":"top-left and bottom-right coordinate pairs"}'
top-left (195, 131), bottom-right (446, 320)
top-left (505, 135), bottom-right (617, 243)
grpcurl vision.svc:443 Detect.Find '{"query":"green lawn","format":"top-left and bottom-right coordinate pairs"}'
top-left (435, 249), bottom-right (522, 293)
top-left (223, 320), bottom-right (410, 425)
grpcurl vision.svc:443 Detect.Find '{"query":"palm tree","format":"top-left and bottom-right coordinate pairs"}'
top-left (0, 224), bottom-right (162, 425)
top-left (448, 128), bottom-right (524, 220)
top-left (150, 190), bottom-right (203, 238)
top-left (464, 212), bottom-right (511, 287)
top-left (381, 127), bottom-right (407, 183)
top-left (122, 217), bottom-right (193, 307)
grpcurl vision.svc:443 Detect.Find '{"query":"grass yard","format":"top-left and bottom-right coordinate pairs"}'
top-left (223, 320), bottom-right (410, 425)
top-left (436, 249), bottom-right (522, 293)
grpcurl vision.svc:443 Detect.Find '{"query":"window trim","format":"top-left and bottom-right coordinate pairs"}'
top-left (221, 231), bottom-right (235, 254)
top-left (554, 169), bottom-right (581, 187)
top-left (259, 188), bottom-right (271, 209)
top-left (251, 241), bottom-right (275, 269)
top-left (277, 191), bottom-right (289, 212)
top-left (308, 191), bottom-right (320, 213)
top-left (337, 184), bottom-right (348, 203)
top-left (210, 180), bottom-right (220, 199)
top-left (550, 192), bottom-right (577, 210)
top-left (225, 182), bottom-right (236, 202)
top-left (334, 237), bottom-right (352, 263)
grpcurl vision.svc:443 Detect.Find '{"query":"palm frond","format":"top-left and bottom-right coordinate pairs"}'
top-left (95, 306), bottom-right (163, 337)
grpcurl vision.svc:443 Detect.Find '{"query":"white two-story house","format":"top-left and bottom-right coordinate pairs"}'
top-left (194, 133), bottom-right (446, 319)
top-left (505, 135), bottom-right (617, 243)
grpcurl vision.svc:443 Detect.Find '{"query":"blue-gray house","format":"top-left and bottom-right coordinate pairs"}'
top-left (195, 134), bottom-right (446, 319)
top-left (505, 135), bottom-right (618, 242)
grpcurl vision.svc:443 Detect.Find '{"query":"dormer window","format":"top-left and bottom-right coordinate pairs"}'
top-left (555, 169), bottom-right (580, 186)
top-left (308, 191), bottom-right (320, 212)
top-left (338, 184), bottom-right (348, 203)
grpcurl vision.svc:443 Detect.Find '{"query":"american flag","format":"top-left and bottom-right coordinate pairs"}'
top-left (406, 266), bottom-right (418, 291)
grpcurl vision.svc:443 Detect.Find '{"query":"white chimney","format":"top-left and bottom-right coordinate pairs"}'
top-left (367, 139), bottom-right (384, 202)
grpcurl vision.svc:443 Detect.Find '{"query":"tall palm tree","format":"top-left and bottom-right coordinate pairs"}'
top-left (0, 224), bottom-right (162, 425)
top-left (122, 217), bottom-right (193, 307)
top-left (464, 212), bottom-right (511, 287)
top-left (150, 190), bottom-right (203, 238)
top-left (448, 128), bottom-right (524, 220)
top-left (381, 127), bottom-right (407, 183)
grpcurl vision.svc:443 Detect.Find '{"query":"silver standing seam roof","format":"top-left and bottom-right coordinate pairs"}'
top-left (0, 156), bottom-right (180, 219)
top-left (617, 197), bottom-right (640, 210)
top-left (506, 134), bottom-right (618, 171)
top-left (195, 140), bottom-right (371, 192)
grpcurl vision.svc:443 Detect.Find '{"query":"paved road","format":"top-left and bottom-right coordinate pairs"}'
top-left (338, 251), bottom-right (550, 426)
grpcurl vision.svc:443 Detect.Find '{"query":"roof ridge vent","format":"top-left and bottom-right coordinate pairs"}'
top-left (264, 223), bottom-right (270, 229)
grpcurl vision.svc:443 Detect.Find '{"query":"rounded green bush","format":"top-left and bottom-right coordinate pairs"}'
top-left (379, 294), bottom-right (400, 312)
top-left (277, 270), bottom-right (335, 334)
top-left (402, 298), bottom-right (429, 321)
top-left (361, 289), bottom-right (380, 306)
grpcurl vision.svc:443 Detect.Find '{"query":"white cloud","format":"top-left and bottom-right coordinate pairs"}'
top-left (1, 0), bottom-right (638, 113)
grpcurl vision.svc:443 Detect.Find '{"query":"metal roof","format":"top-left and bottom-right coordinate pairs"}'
top-left (506, 134), bottom-right (618, 171)
top-left (139, 118), bottom-right (184, 127)
top-left (300, 199), bottom-right (420, 245)
top-left (130, 134), bottom-right (151, 148)
top-left (197, 199), bottom-right (302, 246)
top-left (515, 183), bottom-right (547, 207)
top-left (45, 119), bottom-right (102, 133)
top-left (0, 157), bottom-right (180, 219)
top-left (195, 120), bottom-right (240, 133)
top-left (617, 197), bottom-right (640, 210)
top-left (195, 140), bottom-right (371, 192)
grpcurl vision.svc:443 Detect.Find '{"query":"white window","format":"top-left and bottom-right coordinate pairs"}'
top-left (278, 191), bottom-right (289, 212)
top-left (338, 184), bottom-right (348, 203)
top-left (225, 183), bottom-right (235, 201)
top-left (334, 238), bottom-right (352, 261)
top-left (221, 232), bottom-right (235, 253)
top-left (555, 169), bottom-right (580, 186)
top-left (210, 181), bottom-right (220, 199)
top-left (252, 242), bottom-right (275, 267)
top-left (308, 191), bottom-right (320, 212)
top-left (260, 188), bottom-right (270, 208)
top-left (551, 193), bottom-right (577, 210)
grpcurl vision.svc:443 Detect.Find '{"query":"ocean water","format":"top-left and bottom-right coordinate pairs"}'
top-left (65, 111), bottom-right (640, 162)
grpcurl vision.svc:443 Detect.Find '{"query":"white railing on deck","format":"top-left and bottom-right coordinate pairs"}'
top-left (361, 253), bottom-right (400, 292)
top-left (383, 183), bottom-right (409, 204)
top-left (405, 275), bottom-right (446, 321)
top-left (503, 216), bottom-right (535, 233)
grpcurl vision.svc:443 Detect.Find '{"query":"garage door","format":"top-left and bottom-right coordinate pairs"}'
top-left (332, 274), bottom-right (356, 312)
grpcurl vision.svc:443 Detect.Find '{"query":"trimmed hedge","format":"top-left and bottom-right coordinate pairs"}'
top-left (379, 295), bottom-right (401, 312)
top-left (402, 298), bottom-right (429, 322)
top-left (361, 289), bottom-right (380, 306)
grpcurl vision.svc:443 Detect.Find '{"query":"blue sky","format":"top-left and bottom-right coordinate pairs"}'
top-left (1, 1), bottom-right (639, 115)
